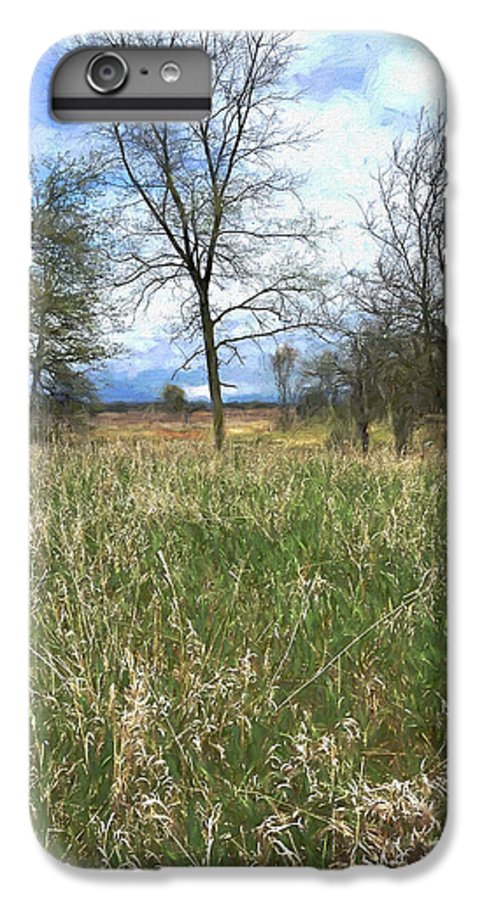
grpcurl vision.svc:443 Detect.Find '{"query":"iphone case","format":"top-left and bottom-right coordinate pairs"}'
top-left (30, 32), bottom-right (447, 868)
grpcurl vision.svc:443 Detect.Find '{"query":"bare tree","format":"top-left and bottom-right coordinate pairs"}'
top-left (107, 32), bottom-right (329, 449)
top-left (298, 328), bottom-right (388, 452)
top-left (298, 349), bottom-right (341, 419)
top-left (348, 109), bottom-right (446, 417)
top-left (271, 343), bottom-right (299, 430)
top-left (343, 330), bottom-right (387, 454)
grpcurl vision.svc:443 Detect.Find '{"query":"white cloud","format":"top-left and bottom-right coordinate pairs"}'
top-left (184, 384), bottom-right (211, 400)
top-left (366, 38), bottom-right (445, 118)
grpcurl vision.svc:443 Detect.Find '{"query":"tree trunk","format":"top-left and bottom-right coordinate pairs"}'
top-left (280, 403), bottom-right (290, 431)
top-left (392, 404), bottom-right (413, 457)
top-left (31, 330), bottom-right (44, 400)
top-left (354, 366), bottom-right (369, 454)
top-left (360, 419), bottom-right (369, 454)
top-left (199, 289), bottom-right (225, 451)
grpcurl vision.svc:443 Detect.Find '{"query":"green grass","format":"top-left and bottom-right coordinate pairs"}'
top-left (30, 438), bottom-right (446, 868)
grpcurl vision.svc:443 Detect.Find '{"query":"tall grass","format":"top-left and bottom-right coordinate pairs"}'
top-left (30, 439), bottom-right (446, 867)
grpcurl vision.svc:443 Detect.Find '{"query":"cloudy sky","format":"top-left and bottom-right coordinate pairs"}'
top-left (31, 32), bottom-right (445, 403)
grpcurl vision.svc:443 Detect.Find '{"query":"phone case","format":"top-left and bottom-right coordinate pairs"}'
top-left (30, 31), bottom-right (447, 869)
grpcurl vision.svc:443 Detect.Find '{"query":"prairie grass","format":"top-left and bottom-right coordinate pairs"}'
top-left (30, 437), bottom-right (446, 868)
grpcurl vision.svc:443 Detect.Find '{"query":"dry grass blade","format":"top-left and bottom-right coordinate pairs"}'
top-left (275, 570), bottom-right (432, 712)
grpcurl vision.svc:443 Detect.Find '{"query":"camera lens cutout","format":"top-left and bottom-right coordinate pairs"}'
top-left (86, 53), bottom-right (128, 94)
top-left (160, 62), bottom-right (181, 84)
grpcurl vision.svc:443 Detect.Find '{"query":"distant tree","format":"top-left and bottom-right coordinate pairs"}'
top-left (375, 332), bottom-right (439, 455)
top-left (337, 325), bottom-right (438, 456)
top-left (271, 343), bottom-right (299, 430)
top-left (299, 330), bottom-right (387, 452)
top-left (340, 330), bottom-right (386, 454)
top-left (298, 349), bottom-right (342, 419)
top-left (160, 383), bottom-right (189, 419)
top-left (30, 153), bottom-right (120, 438)
top-left (108, 32), bottom-right (330, 450)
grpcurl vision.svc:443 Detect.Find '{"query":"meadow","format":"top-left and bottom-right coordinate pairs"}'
top-left (30, 414), bottom-right (447, 868)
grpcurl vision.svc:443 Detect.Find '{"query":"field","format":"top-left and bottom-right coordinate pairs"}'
top-left (30, 412), bottom-right (447, 868)
top-left (90, 406), bottom-right (281, 443)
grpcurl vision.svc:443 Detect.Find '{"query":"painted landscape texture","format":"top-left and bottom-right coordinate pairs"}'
top-left (30, 32), bottom-right (446, 868)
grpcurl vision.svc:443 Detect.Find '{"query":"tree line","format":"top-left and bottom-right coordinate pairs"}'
top-left (30, 32), bottom-right (445, 453)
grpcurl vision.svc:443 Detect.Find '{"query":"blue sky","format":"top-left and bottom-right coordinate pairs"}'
top-left (31, 32), bottom-right (445, 403)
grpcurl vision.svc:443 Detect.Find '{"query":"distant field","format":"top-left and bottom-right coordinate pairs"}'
top-left (30, 432), bottom-right (446, 867)
top-left (89, 406), bottom-right (443, 454)
top-left (91, 406), bottom-right (279, 442)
